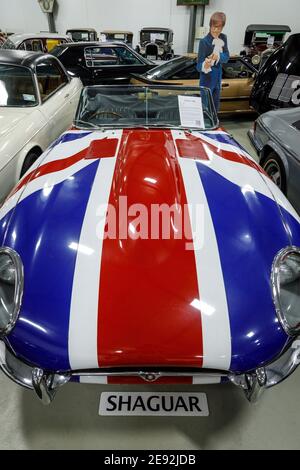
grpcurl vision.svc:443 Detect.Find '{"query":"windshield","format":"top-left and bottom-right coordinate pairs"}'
top-left (0, 64), bottom-right (37, 107)
top-left (75, 85), bottom-right (217, 131)
top-left (141, 31), bottom-right (168, 43)
top-left (68, 31), bottom-right (90, 41)
top-left (2, 38), bottom-right (16, 50)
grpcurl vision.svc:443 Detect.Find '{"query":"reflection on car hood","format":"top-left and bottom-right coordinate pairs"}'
top-left (1, 128), bottom-right (300, 374)
top-left (0, 106), bottom-right (34, 139)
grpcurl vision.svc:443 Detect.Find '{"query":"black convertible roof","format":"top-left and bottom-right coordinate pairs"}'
top-left (0, 49), bottom-right (44, 68)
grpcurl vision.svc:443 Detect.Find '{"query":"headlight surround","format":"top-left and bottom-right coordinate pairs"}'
top-left (0, 247), bottom-right (23, 336)
top-left (272, 246), bottom-right (300, 336)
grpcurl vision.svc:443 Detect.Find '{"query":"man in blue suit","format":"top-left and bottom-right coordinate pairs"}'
top-left (197, 12), bottom-right (229, 112)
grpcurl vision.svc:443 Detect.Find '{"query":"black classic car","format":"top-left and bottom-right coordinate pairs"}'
top-left (250, 34), bottom-right (300, 114)
top-left (50, 41), bottom-right (155, 85)
top-left (135, 27), bottom-right (174, 60)
top-left (66, 28), bottom-right (98, 42)
top-left (241, 24), bottom-right (291, 67)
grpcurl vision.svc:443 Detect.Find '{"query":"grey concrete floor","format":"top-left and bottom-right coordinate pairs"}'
top-left (1, 116), bottom-right (300, 450)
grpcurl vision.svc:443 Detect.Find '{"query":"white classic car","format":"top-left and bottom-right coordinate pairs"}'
top-left (1, 32), bottom-right (71, 53)
top-left (0, 50), bottom-right (82, 201)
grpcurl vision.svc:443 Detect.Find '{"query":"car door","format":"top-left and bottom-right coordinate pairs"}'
top-left (55, 46), bottom-right (93, 86)
top-left (36, 57), bottom-right (81, 144)
top-left (220, 58), bottom-right (254, 113)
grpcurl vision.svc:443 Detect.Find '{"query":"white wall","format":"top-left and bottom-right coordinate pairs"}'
top-left (0, 0), bottom-right (300, 55)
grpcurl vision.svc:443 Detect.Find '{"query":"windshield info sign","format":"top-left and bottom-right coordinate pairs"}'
top-left (178, 95), bottom-right (204, 129)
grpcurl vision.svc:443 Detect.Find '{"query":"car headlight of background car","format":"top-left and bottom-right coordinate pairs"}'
top-left (272, 247), bottom-right (300, 336)
top-left (0, 247), bottom-right (23, 336)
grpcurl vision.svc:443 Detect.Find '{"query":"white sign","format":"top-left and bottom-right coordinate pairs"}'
top-left (178, 95), bottom-right (204, 129)
top-left (99, 392), bottom-right (209, 416)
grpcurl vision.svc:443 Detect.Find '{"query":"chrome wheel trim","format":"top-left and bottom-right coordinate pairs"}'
top-left (264, 159), bottom-right (282, 188)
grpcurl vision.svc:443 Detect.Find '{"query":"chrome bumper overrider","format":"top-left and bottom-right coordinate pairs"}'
top-left (1, 339), bottom-right (300, 405)
top-left (229, 339), bottom-right (300, 402)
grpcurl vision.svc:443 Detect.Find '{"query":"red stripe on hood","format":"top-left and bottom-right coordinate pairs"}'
top-left (97, 129), bottom-right (203, 368)
top-left (176, 132), bottom-right (266, 175)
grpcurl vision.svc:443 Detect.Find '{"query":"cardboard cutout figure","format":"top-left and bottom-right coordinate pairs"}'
top-left (197, 12), bottom-right (229, 112)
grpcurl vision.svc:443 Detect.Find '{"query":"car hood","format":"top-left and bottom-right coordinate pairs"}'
top-left (0, 107), bottom-right (34, 139)
top-left (2, 128), bottom-right (300, 374)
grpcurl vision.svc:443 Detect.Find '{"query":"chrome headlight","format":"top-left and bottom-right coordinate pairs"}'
top-left (272, 247), bottom-right (300, 336)
top-left (0, 247), bottom-right (23, 336)
top-left (252, 54), bottom-right (261, 66)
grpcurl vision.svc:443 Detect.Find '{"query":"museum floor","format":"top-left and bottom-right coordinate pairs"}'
top-left (1, 116), bottom-right (300, 450)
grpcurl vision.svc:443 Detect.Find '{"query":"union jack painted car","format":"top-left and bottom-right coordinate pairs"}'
top-left (0, 85), bottom-right (300, 405)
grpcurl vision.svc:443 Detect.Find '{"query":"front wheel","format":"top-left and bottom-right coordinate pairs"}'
top-left (262, 151), bottom-right (287, 194)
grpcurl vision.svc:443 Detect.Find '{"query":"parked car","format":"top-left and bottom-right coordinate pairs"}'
top-left (1, 84), bottom-right (300, 406)
top-left (66, 28), bottom-right (98, 42)
top-left (100, 30), bottom-right (133, 47)
top-left (136, 27), bottom-right (174, 60)
top-left (131, 54), bottom-right (257, 114)
top-left (51, 41), bottom-right (155, 85)
top-left (0, 50), bottom-right (82, 202)
top-left (240, 24), bottom-right (291, 67)
top-left (249, 107), bottom-right (300, 214)
top-left (1, 32), bottom-right (71, 53)
top-left (250, 34), bottom-right (300, 115)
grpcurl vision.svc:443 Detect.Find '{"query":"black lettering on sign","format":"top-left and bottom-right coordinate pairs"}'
top-left (147, 396), bottom-right (160, 412)
top-left (132, 395), bottom-right (146, 412)
top-left (174, 396), bottom-right (189, 412)
top-left (118, 395), bottom-right (131, 411)
top-left (106, 395), bottom-right (117, 411)
top-left (189, 396), bottom-right (202, 412)
top-left (162, 396), bottom-right (174, 412)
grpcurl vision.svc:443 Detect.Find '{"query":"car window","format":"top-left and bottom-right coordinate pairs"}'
top-left (172, 62), bottom-right (199, 80)
top-left (84, 47), bottom-right (118, 67)
top-left (22, 39), bottom-right (44, 52)
top-left (113, 46), bottom-right (142, 65)
top-left (0, 64), bottom-right (38, 107)
top-left (222, 59), bottom-right (253, 79)
top-left (36, 59), bottom-right (68, 101)
top-left (46, 39), bottom-right (63, 52)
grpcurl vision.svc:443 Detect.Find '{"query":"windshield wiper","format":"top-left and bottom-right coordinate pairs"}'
top-left (73, 120), bottom-right (100, 129)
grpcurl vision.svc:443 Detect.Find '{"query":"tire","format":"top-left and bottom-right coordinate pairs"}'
top-left (262, 151), bottom-right (287, 194)
top-left (20, 150), bottom-right (41, 178)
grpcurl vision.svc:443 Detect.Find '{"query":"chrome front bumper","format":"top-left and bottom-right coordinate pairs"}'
top-left (1, 339), bottom-right (300, 405)
top-left (248, 129), bottom-right (261, 155)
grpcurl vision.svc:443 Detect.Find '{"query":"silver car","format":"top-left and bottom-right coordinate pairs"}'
top-left (249, 107), bottom-right (300, 213)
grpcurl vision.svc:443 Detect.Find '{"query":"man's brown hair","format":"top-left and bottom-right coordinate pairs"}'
top-left (210, 12), bottom-right (226, 27)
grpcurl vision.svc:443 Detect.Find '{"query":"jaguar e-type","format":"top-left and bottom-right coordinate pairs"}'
top-left (0, 85), bottom-right (300, 405)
